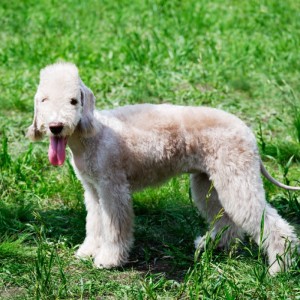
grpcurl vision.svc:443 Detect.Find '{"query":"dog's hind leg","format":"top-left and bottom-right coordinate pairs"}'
top-left (211, 157), bottom-right (298, 275)
top-left (190, 173), bottom-right (244, 250)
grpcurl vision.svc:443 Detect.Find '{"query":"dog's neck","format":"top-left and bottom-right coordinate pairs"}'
top-left (67, 117), bottom-right (103, 171)
top-left (67, 132), bottom-right (87, 171)
top-left (68, 132), bottom-right (86, 156)
top-left (68, 116), bottom-right (102, 155)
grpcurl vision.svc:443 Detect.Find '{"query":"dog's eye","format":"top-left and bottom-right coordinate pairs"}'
top-left (70, 98), bottom-right (78, 105)
top-left (41, 98), bottom-right (48, 103)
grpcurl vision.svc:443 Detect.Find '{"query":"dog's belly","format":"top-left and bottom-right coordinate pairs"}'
top-left (127, 169), bottom-right (175, 191)
top-left (126, 159), bottom-right (199, 191)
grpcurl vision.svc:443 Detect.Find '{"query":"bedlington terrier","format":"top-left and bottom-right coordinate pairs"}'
top-left (27, 62), bottom-right (299, 275)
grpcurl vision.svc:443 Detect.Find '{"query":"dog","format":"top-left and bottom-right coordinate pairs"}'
top-left (27, 62), bottom-right (299, 275)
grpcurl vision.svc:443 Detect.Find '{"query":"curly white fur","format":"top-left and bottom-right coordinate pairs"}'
top-left (27, 62), bottom-right (299, 275)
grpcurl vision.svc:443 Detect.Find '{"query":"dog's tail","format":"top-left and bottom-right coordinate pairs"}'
top-left (260, 160), bottom-right (300, 191)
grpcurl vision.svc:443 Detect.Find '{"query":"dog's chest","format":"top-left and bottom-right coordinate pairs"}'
top-left (72, 155), bottom-right (85, 171)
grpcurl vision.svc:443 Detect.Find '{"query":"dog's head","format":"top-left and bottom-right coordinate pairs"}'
top-left (27, 62), bottom-right (98, 165)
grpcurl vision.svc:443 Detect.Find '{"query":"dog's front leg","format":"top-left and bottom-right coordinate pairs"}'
top-left (93, 180), bottom-right (134, 268)
top-left (76, 185), bottom-right (102, 258)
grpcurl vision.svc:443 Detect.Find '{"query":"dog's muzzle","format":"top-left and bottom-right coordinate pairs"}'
top-left (49, 122), bottom-right (64, 135)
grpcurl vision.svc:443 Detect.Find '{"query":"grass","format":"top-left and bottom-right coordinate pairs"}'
top-left (0, 0), bottom-right (300, 298)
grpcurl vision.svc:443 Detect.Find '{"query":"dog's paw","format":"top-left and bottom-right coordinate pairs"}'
top-left (93, 245), bottom-right (126, 269)
top-left (268, 261), bottom-right (282, 276)
top-left (76, 239), bottom-right (99, 258)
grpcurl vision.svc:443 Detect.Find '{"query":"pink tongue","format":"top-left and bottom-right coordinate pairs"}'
top-left (48, 137), bottom-right (67, 166)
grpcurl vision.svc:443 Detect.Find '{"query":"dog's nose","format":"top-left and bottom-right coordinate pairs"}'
top-left (49, 122), bottom-right (64, 135)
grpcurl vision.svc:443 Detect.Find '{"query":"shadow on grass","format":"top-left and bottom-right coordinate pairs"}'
top-left (0, 199), bottom-right (206, 280)
top-left (0, 200), bottom-right (280, 282)
top-left (37, 208), bottom-right (86, 246)
top-left (37, 203), bottom-right (205, 280)
top-left (127, 204), bottom-right (206, 280)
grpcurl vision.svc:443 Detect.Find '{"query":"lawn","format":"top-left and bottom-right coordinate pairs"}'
top-left (0, 0), bottom-right (300, 298)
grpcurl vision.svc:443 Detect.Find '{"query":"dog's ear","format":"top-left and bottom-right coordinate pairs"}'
top-left (26, 96), bottom-right (44, 141)
top-left (76, 80), bottom-right (100, 137)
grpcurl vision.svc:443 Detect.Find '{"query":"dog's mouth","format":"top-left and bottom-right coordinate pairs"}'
top-left (48, 136), bottom-right (68, 166)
